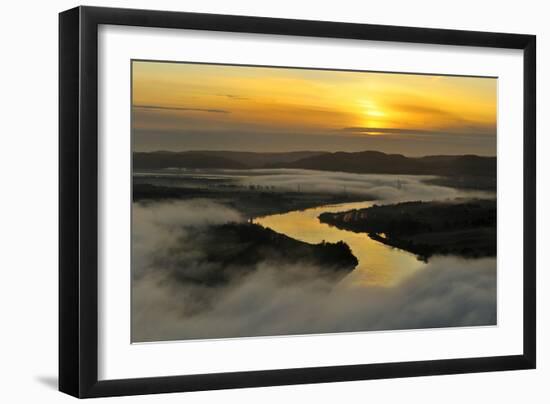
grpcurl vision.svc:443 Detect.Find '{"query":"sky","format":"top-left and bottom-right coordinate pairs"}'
top-left (132, 60), bottom-right (497, 156)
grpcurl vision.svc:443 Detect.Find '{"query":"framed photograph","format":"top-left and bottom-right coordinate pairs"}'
top-left (59, 6), bottom-right (536, 398)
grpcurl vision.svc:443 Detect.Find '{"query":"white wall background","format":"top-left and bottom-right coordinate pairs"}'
top-left (0, 0), bottom-right (546, 402)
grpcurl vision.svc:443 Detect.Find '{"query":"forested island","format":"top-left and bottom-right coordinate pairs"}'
top-left (164, 222), bottom-right (358, 286)
top-left (319, 199), bottom-right (496, 260)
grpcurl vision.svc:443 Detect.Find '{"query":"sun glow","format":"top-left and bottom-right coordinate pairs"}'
top-left (355, 99), bottom-right (392, 130)
top-left (359, 99), bottom-right (387, 118)
top-left (133, 61), bottom-right (497, 153)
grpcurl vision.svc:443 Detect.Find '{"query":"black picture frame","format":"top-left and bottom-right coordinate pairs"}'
top-left (59, 6), bottom-right (536, 398)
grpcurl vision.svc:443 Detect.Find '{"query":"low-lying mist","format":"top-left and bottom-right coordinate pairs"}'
top-left (132, 199), bottom-right (496, 342)
top-left (236, 169), bottom-right (494, 202)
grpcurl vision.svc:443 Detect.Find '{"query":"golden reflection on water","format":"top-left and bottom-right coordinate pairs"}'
top-left (254, 201), bottom-right (427, 288)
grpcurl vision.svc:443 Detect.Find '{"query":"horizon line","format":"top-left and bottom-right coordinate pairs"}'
top-left (132, 149), bottom-right (497, 159)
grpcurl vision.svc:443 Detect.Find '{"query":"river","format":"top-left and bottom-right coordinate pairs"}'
top-left (253, 174), bottom-right (494, 288)
top-left (132, 170), bottom-right (498, 340)
top-left (254, 200), bottom-right (428, 287)
top-left (137, 168), bottom-right (493, 288)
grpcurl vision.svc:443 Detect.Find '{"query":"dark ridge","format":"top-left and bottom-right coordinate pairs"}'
top-left (133, 150), bottom-right (496, 177)
top-left (278, 151), bottom-right (496, 177)
top-left (319, 199), bottom-right (496, 260)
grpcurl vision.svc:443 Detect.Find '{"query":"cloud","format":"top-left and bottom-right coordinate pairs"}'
top-left (342, 126), bottom-right (495, 138)
top-left (132, 200), bottom-right (242, 278)
top-left (133, 253), bottom-right (496, 341)
top-left (217, 94), bottom-right (249, 100)
top-left (391, 103), bottom-right (455, 116)
top-left (235, 169), bottom-right (494, 201)
top-left (342, 127), bottom-right (431, 135)
top-left (131, 199), bottom-right (496, 342)
top-left (133, 104), bottom-right (230, 114)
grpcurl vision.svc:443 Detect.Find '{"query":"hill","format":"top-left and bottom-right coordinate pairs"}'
top-left (134, 150), bottom-right (496, 178)
top-left (277, 151), bottom-right (496, 177)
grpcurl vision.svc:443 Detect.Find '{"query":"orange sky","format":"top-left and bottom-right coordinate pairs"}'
top-left (132, 60), bottom-right (497, 156)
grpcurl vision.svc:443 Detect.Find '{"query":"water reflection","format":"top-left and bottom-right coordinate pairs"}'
top-left (255, 201), bottom-right (427, 287)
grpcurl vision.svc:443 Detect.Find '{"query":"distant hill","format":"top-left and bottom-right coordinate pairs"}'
top-left (186, 150), bottom-right (328, 167)
top-left (134, 150), bottom-right (496, 177)
top-left (276, 151), bottom-right (496, 177)
top-left (133, 150), bottom-right (327, 170)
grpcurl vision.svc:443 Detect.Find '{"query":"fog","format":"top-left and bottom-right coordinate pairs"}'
top-left (132, 200), bottom-right (242, 278)
top-left (132, 199), bottom-right (496, 342)
top-left (134, 255), bottom-right (496, 341)
top-left (237, 169), bottom-right (494, 202)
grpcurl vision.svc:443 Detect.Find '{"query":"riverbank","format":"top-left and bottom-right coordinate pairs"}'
top-left (319, 199), bottom-right (496, 260)
top-left (133, 181), bottom-right (373, 218)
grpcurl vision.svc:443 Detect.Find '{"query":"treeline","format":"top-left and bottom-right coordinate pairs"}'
top-left (167, 222), bottom-right (358, 286)
top-left (319, 199), bottom-right (496, 260)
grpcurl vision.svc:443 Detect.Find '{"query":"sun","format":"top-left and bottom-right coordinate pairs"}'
top-left (357, 99), bottom-right (389, 129)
